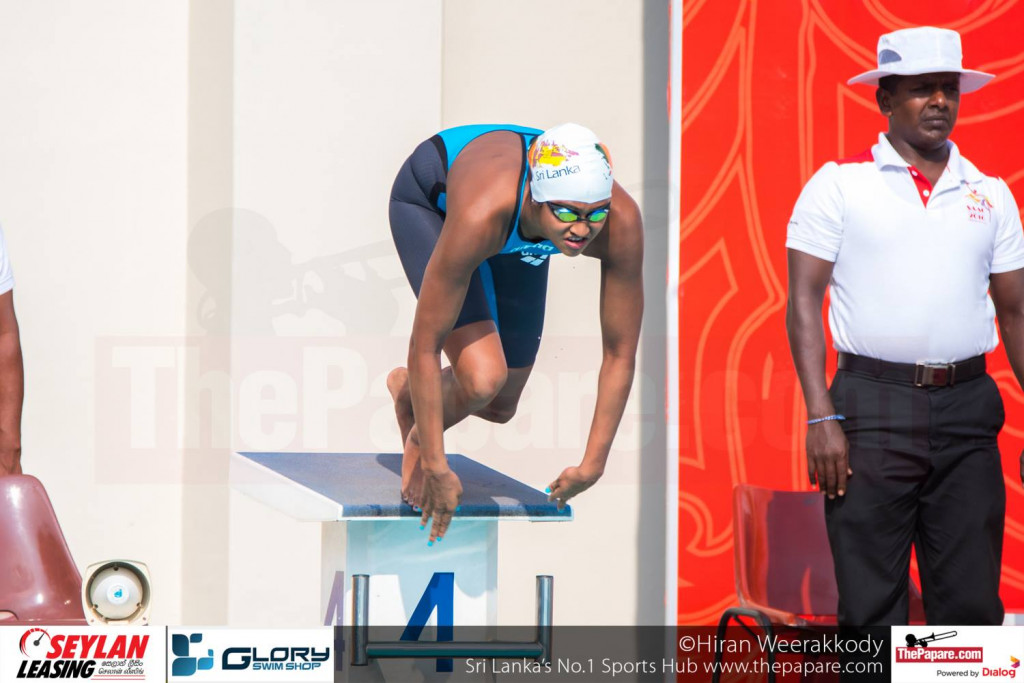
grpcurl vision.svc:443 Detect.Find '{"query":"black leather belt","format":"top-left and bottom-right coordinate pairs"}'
top-left (837, 352), bottom-right (986, 387)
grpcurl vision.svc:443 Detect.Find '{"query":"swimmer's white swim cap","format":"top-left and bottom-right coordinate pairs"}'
top-left (529, 123), bottom-right (613, 204)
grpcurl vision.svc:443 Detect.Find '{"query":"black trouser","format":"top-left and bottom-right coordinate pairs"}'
top-left (826, 368), bottom-right (1006, 626)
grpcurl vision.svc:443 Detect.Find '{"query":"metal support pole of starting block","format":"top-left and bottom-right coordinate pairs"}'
top-left (352, 574), bottom-right (553, 666)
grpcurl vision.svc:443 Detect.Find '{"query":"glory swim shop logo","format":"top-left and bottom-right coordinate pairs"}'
top-left (220, 646), bottom-right (329, 673)
top-left (171, 634), bottom-right (214, 677)
top-left (14, 629), bottom-right (149, 679)
top-left (167, 629), bottom-right (333, 680)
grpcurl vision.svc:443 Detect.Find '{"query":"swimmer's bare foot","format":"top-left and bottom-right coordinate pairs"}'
top-left (387, 367), bottom-right (415, 446)
top-left (389, 367), bottom-right (422, 507)
top-left (401, 428), bottom-right (425, 508)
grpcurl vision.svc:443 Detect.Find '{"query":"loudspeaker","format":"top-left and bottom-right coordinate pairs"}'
top-left (81, 560), bottom-right (151, 625)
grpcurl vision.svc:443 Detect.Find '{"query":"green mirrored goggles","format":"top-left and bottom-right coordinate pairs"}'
top-left (549, 204), bottom-right (611, 224)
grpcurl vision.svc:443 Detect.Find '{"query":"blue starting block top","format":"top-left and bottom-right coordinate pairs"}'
top-left (231, 452), bottom-right (572, 522)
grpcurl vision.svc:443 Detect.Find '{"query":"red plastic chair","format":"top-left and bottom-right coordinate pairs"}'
top-left (713, 484), bottom-right (924, 682)
top-left (0, 475), bottom-right (86, 623)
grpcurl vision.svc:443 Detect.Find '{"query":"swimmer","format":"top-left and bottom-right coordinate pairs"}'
top-left (387, 123), bottom-right (643, 542)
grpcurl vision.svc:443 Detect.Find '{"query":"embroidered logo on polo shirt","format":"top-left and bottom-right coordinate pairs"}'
top-left (965, 185), bottom-right (994, 224)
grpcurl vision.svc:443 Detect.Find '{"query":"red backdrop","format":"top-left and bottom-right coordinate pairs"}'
top-left (676, 0), bottom-right (1024, 624)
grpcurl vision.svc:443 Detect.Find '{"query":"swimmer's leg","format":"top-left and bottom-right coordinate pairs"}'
top-left (474, 254), bottom-right (547, 423)
top-left (473, 365), bottom-right (533, 423)
top-left (386, 366), bottom-right (415, 447)
top-left (390, 360), bottom-right (531, 503)
top-left (393, 319), bottom-right (509, 506)
top-left (392, 354), bottom-right (533, 506)
top-left (389, 149), bottom-right (505, 503)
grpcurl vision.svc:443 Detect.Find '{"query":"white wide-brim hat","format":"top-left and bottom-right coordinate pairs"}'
top-left (848, 26), bottom-right (994, 94)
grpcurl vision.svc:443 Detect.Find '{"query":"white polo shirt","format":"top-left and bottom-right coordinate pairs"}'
top-left (0, 224), bottom-right (12, 296)
top-left (787, 133), bottom-right (1024, 363)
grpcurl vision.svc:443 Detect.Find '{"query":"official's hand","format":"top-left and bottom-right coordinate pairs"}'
top-left (420, 468), bottom-right (462, 544)
top-left (806, 420), bottom-right (850, 499)
top-left (547, 464), bottom-right (602, 511)
top-left (1019, 447), bottom-right (1024, 486)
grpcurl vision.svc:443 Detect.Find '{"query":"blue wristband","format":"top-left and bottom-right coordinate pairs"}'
top-left (807, 414), bottom-right (846, 425)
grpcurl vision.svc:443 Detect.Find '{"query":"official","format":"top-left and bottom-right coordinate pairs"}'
top-left (786, 27), bottom-right (1024, 626)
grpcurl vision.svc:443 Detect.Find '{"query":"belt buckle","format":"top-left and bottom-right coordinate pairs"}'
top-left (914, 362), bottom-right (956, 387)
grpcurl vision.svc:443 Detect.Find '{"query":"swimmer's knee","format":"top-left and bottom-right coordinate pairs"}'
top-left (459, 368), bottom-right (508, 409)
top-left (476, 402), bottom-right (517, 424)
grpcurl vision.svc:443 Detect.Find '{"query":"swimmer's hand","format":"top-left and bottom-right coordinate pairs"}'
top-left (420, 468), bottom-right (463, 543)
top-left (546, 464), bottom-right (602, 511)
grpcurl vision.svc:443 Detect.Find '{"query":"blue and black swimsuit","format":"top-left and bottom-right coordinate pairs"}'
top-left (389, 124), bottom-right (554, 368)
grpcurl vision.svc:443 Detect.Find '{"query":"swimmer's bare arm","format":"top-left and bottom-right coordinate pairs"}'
top-left (408, 224), bottom-right (493, 471)
top-left (407, 151), bottom-right (514, 539)
top-left (547, 184), bottom-right (643, 508)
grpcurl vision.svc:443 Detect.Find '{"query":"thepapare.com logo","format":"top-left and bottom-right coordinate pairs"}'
top-left (170, 632), bottom-right (330, 678)
top-left (14, 629), bottom-right (149, 679)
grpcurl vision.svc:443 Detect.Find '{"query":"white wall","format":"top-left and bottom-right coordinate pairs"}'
top-left (224, 0), bottom-right (444, 626)
top-left (0, 0), bottom-right (189, 623)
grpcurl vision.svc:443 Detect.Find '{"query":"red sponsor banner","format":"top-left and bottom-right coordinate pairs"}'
top-left (676, 0), bottom-right (1024, 624)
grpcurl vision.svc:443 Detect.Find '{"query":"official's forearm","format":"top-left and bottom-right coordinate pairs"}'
top-left (406, 341), bottom-right (448, 472)
top-left (998, 309), bottom-right (1024, 390)
top-left (0, 331), bottom-right (23, 448)
top-left (581, 353), bottom-right (635, 474)
top-left (786, 298), bottom-right (835, 418)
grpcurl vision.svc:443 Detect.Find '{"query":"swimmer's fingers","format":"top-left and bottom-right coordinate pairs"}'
top-left (546, 465), bottom-right (601, 511)
top-left (420, 469), bottom-right (463, 544)
top-left (431, 507), bottom-right (455, 544)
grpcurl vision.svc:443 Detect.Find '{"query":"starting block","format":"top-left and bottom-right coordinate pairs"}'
top-left (230, 452), bottom-right (571, 673)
